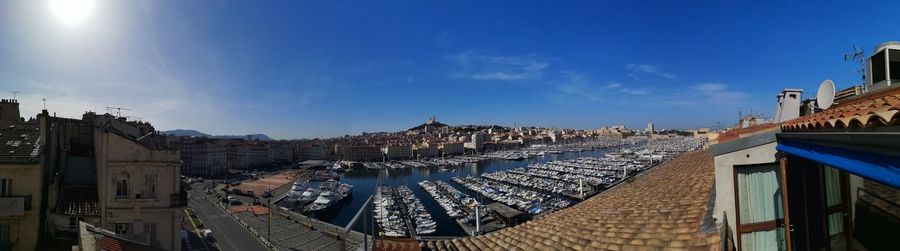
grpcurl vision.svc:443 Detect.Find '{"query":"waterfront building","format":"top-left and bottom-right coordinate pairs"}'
top-left (645, 123), bottom-right (655, 133)
top-left (339, 145), bottom-right (383, 162)
top-left (416, 143), bottom-right (438, 158)
top-left (178, 139), bottom-right (226, 177)
top-left (224, 140), bottom-right (249, 170)
top-left (246, 143), bottom-right (273, 168)
top-left (465, 132), bottom-right (484, 152)
top-left (298, 143), bottom-right (329, 161)
top-left (270, 143), bottom-right (292, 163)
top-left (384, 144), bottom-right (413, 160)
top-left (441, 142), bottom-right (464, 156)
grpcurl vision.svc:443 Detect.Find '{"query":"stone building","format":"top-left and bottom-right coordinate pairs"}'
top-left (178, 140), bottom-right (226, 177)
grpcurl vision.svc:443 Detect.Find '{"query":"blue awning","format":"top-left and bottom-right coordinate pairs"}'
top-left (777, 140), bottom-right (900, 189)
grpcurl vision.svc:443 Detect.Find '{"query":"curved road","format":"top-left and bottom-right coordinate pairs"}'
top-left (188, 182), bottom-right (269, 251)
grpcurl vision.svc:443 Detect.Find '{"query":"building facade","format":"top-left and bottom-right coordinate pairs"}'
top-left (179, 140), bottom-right (226, 177)
top-left (0, 121), bottom-right (43, 251)
top-left (95, 127), bottom-right (183, 251)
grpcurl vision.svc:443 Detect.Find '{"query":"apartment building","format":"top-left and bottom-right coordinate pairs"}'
top-left (178, 140), bottom-right (226, 177)
top-left (0, 118), bottom-right (43, 251)
top-left (441, 142), bottom-right (464, 156)
top-left (94, 125), bottom-right (183, 250)
top-left (383, 144), bottom-right (412, 160)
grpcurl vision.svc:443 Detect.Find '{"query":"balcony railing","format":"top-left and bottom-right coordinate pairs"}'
top-left (0, 195), bottom-right (32, 217)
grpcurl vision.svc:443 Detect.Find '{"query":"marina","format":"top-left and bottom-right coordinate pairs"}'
top-left (276, 137), bottom-right (703, 237)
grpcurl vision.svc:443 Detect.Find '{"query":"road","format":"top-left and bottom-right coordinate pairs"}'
top-left (188, 182), bottom-right (269, 251)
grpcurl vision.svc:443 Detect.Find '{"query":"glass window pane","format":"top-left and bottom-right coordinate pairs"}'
top-left (828, 212), bottom-right (843, 236)
top-left (741, 227), bottom-right (786, 251)
top-left (824, 165), bottom-right (842, 207)
top-left (872, 50), bottom-right (886, 83)
top-left (737, 164), bottom-right (784, 224)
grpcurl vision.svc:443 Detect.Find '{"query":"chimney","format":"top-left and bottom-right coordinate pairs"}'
top-left (775, 89), bottom-right (803, 122)
top-left (0, 99), bottom-right (21, 128)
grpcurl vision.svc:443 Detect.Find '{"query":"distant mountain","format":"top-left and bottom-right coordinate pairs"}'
top-left (212, 134), bottom-right (273, 141)
top-left (160, 129), bottom-right (208, 137)
top-left (160, 129), bottom-right (273, 141)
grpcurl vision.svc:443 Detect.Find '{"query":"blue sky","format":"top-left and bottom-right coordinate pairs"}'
top-left (1, 0), bottom-right (898, 139)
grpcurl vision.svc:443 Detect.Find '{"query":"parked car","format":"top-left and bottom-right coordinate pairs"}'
top-left (227, 196), bottom-right (242, 205)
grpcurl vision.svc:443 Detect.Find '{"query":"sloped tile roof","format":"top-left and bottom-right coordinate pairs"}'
top-left (0, 122), bottom-right (41, 163)
top-left (421, 150), bottom-right (720, 251)
top-left (716, 123), bottom-right (780, 143)
top-left (782, 86), bottom-right (900, 131)
top-left (374, 238), bottom-right (422, 251)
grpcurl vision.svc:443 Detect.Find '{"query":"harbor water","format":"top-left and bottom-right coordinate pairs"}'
top-left (308, 147), bottom-right (618, 237)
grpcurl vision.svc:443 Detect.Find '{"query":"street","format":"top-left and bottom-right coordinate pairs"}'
top-left (187, 182), bottom-right (269, 251)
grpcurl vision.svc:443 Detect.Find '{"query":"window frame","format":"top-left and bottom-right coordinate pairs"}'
top-left (733, 162), bottom-right (790, 251)
top-left (0, 179), bottom-right (11, 197)
top-left (142, 172), bottom-right (158, 199)
top-left (115, 175), bottom-right (130, 199)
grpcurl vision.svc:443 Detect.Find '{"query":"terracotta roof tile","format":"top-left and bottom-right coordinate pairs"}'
top-left (421, 150), bottom-right (720, 250)
top-left (783, 86), bottom-right (900, 131)
top-left (716, 123), bottom-right (780, 143)
top-left (374, 238), bottom-right (422, 251)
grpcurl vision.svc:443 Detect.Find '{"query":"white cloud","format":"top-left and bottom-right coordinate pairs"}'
top-left (663, 83), bottom-right (748, 106)
top-left (606, 82), bottom-right (623, 89)
top-left (620, 88), bottom-right (648, 95)
top-left (448, 52), bottom-right (549, 81)
top-left (625, 63), bottom-right (675, 80)
top-left (692, 83), bottom-right (728, 92)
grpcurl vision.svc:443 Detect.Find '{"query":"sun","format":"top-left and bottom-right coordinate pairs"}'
top-left (48, 0), bottom-right (96, 25)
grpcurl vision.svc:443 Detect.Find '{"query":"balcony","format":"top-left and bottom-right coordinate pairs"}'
top-left (0, 195), bottom-right (32, 217)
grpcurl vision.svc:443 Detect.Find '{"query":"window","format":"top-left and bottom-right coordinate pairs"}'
top-left (735, 163), bottom-right (786, 251)
top-left (0, 179), bottom-right (11, 197)
top-left (823, 166), bottom-right (844, 236)
top-left (144, 222), bottom-right (157, 243)
top-left (871, 50), bottom-right (886, 83)
top-left (116, 175), bottom-right (130, 198)
top-left (890, 49), bottom-right (900, 81)
top-left (0, 224), bottom-right (9, 247)
top-left (143, 173), bottom-right (158, 198)
top-left (114, 223), bottom-right (130, 235)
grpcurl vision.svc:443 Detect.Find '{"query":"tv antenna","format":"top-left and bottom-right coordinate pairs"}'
top-left (11, 91), bottom-right (21, 100)
top-left (844, 45), bottom-right (866, 82)
top-left (816, 79), bottom-right (836, 110)
top-left (105, 106), bottom-right (132, 117)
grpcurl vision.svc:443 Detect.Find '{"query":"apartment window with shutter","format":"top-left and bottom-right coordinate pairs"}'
top-left (0, 179), bottom-right (11, 197)
top-left (143, 173), bottom-right (158, 198)
top-left (116, 175), bottom-right (130, 198)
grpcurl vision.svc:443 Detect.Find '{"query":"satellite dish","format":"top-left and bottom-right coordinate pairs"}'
top-left (817, 79), bottom-right (836, 109)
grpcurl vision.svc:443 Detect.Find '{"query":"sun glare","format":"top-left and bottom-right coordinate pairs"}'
top-left (48, 0), bottom-right (96, 25)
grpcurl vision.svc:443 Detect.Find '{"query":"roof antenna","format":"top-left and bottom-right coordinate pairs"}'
top-left (844, 45), bottom-right (866, 82)
top-left (11, 91), bottom-right (21, 100)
